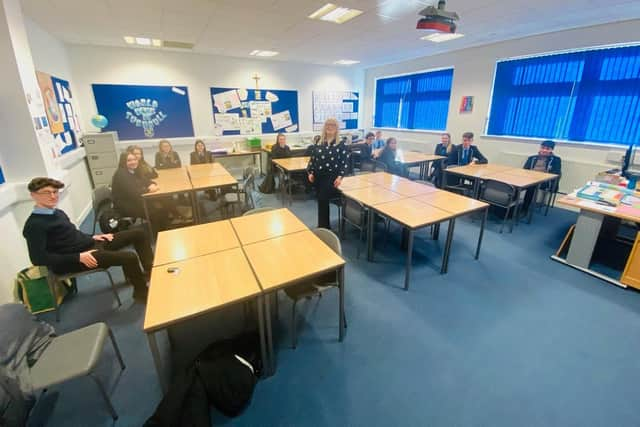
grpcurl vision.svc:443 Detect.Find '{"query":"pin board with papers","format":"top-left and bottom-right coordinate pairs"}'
top-left (36, 71), bottom-right (80, 156)
top-left (210, 87), bottom-right (299, 135)
top-left (312, 91), bottom-right (359, 131)
top-left (92, 84), bottom-right (195, 140)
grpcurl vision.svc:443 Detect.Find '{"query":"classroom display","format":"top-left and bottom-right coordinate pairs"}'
top-left (312, 91), bottom-right (359, 131)
top-left (210, 87), bottom-right (299, 135)
top-left (36, 71), bottom-right (80, 156)
top-left (92, 84), bottom-right (195, 140)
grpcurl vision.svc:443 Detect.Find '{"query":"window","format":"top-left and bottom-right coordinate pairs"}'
top-left (374, 68), bottom-right (454, 131)
top-left (487, 43), bottom-right (640, 145)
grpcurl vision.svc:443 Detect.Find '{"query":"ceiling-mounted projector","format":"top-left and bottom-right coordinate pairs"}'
top-left (417, 0), bottom-right (459, 33)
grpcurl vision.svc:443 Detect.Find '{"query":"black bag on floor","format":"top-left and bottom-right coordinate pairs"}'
top-left (98, 208), bottom-right (132, 233)
top-left (258, 172), bottom-right (276, 194)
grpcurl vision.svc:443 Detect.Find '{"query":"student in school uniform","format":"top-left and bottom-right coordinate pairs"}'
top-left (127, 145), bottom-right (158, 180)
top-left (155, 139), bottom-right (182, 169)
top-left (271, 133), bottom-right (291, 159)
top-left (112, 151), bottom-right (169, 232)
top-left (190, 139), bottom-right (213, 164)
top-left (307, 118), bottom-right (349, 229)
top-left (378, 137), bottom-right (406, 176)
top-left (522, 139), bottom-right (562, 210)
top-left (447, 132), bottom-right (488, 166)
top-left (373, 130), bottom-right (385, 151)
top-left (23, 177), bottom-right (153, 302)
top-left (431, 132), bottom-right (454, 187)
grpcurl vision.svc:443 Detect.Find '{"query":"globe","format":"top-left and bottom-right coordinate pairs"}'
top-left (91, 114), bottom-right (108, 129)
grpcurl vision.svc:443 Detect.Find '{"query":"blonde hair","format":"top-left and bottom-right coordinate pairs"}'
top-left (320, 118), bottom-right (340, 144)
top-left (442, 133), bottom-right (453, 154)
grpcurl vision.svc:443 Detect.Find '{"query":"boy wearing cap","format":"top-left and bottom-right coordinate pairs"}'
top-left (22, 177), bottom-right (153, 302)
top-left (522, 140), bottom-right (562, 210)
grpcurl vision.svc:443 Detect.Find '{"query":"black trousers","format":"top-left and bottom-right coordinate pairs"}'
top-left (315, 174), bottom-right (339, 229)
top-left (67, 229), bottom-right (153, 291)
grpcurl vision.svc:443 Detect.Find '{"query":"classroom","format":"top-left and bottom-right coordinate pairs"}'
top-left (1, 0), bottom-right (640, 425)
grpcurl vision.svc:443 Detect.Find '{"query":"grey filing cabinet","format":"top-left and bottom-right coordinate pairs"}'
top-left (81, 132), bottom-right (119, 188)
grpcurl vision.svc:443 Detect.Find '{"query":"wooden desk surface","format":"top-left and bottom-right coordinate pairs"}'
top-left (190, 173), bottom-right (238, 190)
top-left (144, 248), bottom-right (261, 332)
top-left (482, 171), bottom-right (550, 188)
top-left (397, 151), bottom-right (445, 164)
top-left (341, 186), bottom-right (406, 206)
top-left (413, 190), bottom-right (489, 216)
top-left (242, 230), bottom-right (345, 292)
top-left (446, 163), bottom-right (514, 178)
top-left (557, 194), bottom-right (640, 223)
top-left (359, 172), bottom-right (402, 185)
top-left (382, 179), bottom-right (438, 197)
top-left (187, 163), bottom-right (229, 178)
top-left (230, 207), bottom-right (308, 245)
top-left (212, 150), bottom-right (260, 158)
top-left (339, 175), bottom-right (377, 191)
top-left (272, 156), bottom-right (310, 171)
top-left (153, 220), bottom-right (239, 266)
top-left (373, 198), bottom-right (453, 229)
top-left (145, 170), bottom-right (192, 196)
top-left (498, 168), bottom-right (558, 181)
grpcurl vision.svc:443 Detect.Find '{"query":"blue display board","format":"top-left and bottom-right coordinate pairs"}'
top-left (210, 87), bottom-right (299, 135)
top-left (51, 76), bottom-right (78, 155)
top-left (92, 84), bottom-right (194, 140)
top-left (312, 91), bottom-right (359, 131)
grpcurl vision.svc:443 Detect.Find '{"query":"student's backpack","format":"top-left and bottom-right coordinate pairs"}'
top-left (98, 208), bottom-right (133, 233)
top-left (14, 266), bottom-right (76, 314)
top-left (258, 172), bottom-right (276, 194)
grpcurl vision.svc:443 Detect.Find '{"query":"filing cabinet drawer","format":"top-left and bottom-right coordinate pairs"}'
top-left (87, 151), bottom-right (118, 169)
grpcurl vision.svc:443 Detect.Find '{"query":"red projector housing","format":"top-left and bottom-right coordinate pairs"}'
top-left (416, 18), bottom-right (457, 33)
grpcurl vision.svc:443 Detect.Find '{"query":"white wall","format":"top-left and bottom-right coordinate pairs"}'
top-left (363, 20), bottom-right (640, 190)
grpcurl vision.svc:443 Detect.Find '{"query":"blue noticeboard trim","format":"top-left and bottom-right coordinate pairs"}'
top-left (51, 76), bottom-right (78, 155)
top-left (92, 84), bottom-right (195, 140)
top-left (0, 166), bottom-right (5, 184)
top-left (210, 87), bottom-right (299, 135)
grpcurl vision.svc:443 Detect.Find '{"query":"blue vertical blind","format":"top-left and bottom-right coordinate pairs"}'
top-left (487, 44), bottom-right (640, 145)
top-left (374, 68), bottom-right (454, 131)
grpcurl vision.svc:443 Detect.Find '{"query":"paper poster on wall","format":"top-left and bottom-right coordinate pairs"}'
top-left (214, 113), bottom-right (240, 131)
top-left (36, 71), bottom-right (64, 134)
top-left (313, 91), bottom-right (359, 131)
top-left (92, 84), bottom-right (194, 140)
top-left (211, 86), bottom-right (299, 135)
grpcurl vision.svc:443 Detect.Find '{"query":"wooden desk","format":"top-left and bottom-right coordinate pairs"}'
top-left (341, 186), bottom-right (406, 206)
top-left (396, 151), bottom-right (445, 180)
top-left (243, 230), bottom-right (346, 370)
top-left (381, 178), bottom-right (438, 197)
top-left (359, 171), bottom-right (401, 185)
top-left (230, 207), bottom-right (308, 245)
top-left (552, 194), bottom-right (640, 289)
top-left (187, 163), bottom-right (229, 178)
top-left (339, 175), bottom-right (377, 191)
top-left (212, 150), bottom-right (262, 176)
top-left (144, 248), bottom-right (266, 392)
top-left (153, 220), bottom-right (239, 266)
top-left (272, 157), bottom-right (310, 206)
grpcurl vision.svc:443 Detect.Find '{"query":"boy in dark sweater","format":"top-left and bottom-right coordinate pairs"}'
top-left (22, 177), bottom-right (153, 302)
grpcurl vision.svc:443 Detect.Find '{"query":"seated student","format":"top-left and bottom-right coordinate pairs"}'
top-left (447, 132), bottom-right (488, 166)
top-left (22, 177), bottom-right (153, 302)
top-left (112, 151), bottom-right (169, 232)
top-left (377, 137), bottom-right (406, 176)
top-left (127, 145), bottom-right (158, 180)
top-left (190, 139), bottom-right (213, 164)
top-left (360, 132), bottom-right (375, 163)
top-left (431, 132), bottom-right (454, 187)
top-left (155, 140), bottom-right (182, 169)
top-left (271, 133), bottom-right (291, 159)
top-left (372, 130), bottom-right (385, 151)
top-left (522, 139), bottom-right (562, 210)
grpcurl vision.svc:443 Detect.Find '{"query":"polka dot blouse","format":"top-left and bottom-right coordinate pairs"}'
top-left (307, 140), bottom-right (349, 177)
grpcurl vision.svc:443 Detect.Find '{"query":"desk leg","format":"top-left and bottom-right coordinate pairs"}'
top-left (256, 295), bottom-right (269, 378)
top-left (339, 266), bottom-right (345, 341)
top-left (264, 292), bottom-right (275, 375)
top-left (142, 198), bottom-right (153, 237)
top-left (287, 171), bottom-right (292, 206)
top-left (404, 229), bottom-right (414, 291)
top-left (566, 210), bottom-right (604, 268)
top-left (527, 184), bottom-right (539, 224)
top-left (513, 189), bottom-right (521, 227)
top-left (279, 168), bottom-right (286, 207)
top-left (147, 332), bottom-right (168, 394)
top-left (473, 177), bottom-right (481, 199)
top-left (441, 218), bottom-right (456, 274)
top-left (475, 208), bottom-right (487, 260)
top-left (367, 208), bottom-right (375, 261)
top-left (191, 191), bottom-right (200, 224)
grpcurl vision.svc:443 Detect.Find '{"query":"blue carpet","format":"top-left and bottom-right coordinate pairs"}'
top-left (27, 192), bottom-right (640, 427)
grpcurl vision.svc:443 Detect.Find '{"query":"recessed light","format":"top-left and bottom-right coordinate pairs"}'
top-left (250, 50), bottom-right (279, 57)
top-left (152, 39), bottom-right (163, 47)
top-left (334, 59), bottom-right (360, 65)
top-left (135, 37), bottom-right (151, 46)
top-left (309, 3), bottom-right (363, 24)
top-left (420, 33), bottom-right (464, 43)
top-left (124, 36), bottom-right (135, 44)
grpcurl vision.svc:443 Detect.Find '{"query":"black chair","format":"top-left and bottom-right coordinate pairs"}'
top-left (479, 179), bottom-right (519, 233)
top-left (91, 186), bottom-right (113, 234)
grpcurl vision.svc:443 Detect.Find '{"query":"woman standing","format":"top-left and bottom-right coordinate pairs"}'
top-left (190, 139), bottom-right (213, 164)
top-left (307, 118), bottom-right (348, 229)
top-left (155, 140), bottom-right (182, 169)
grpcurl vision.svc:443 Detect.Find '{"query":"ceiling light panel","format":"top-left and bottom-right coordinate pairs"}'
top-left (309, 3), bottom-right (363, 24)
top-left (421, 33), bottom-right (464, 42)
top-left (334, 59), bottom-right (360, 65)
top-left (250, 50), bottom-right (279, 57)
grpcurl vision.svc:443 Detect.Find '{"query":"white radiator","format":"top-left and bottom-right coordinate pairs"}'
top-left (498, 151), bottom-right (610, 194)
